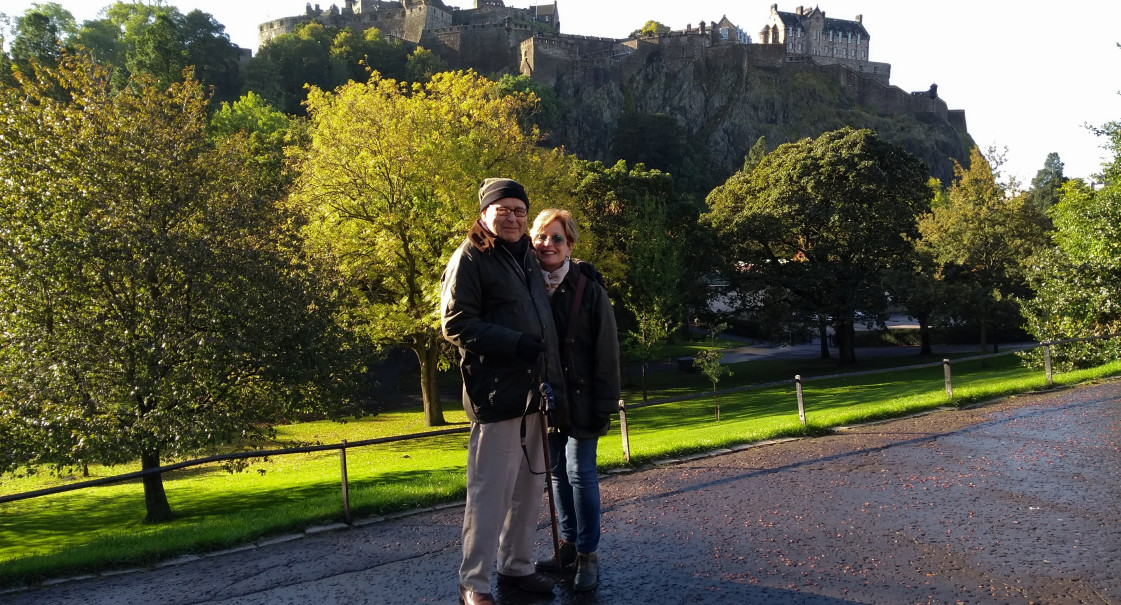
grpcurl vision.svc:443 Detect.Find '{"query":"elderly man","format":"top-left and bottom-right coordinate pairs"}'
top-left (440, 178), bottom-right (564, 605)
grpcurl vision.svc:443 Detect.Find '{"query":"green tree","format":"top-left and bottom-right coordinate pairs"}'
top-left (209, 91), bottom-right (305, 197)
top-left (75, 2), bottom-right (170, 81)
top-left (686, 331), bottom-right (730, 421)
top-left (916, 147), bottom-right (1048, 354)
top-left (244, 22), bottom-right (334, 115)
top-left (125, 12), bottom-right (187, 88)
top-left (74, 3), bottom-right (242, 103)
top-left (1023, 151), bottom-right (1067, 226)
top-left (246, 23), bottom-right (416, 116)
top-left (406, 45), bottom-right (447, 83)
top-left (742, 136), bottom-right (768, 172)
top-left (631, 20), bottom-right (670, 38)
top-left (567, 160), bottom-right (691, 391)
top-left (884, 249), bottom-right (944, 356)
top-left (330, 26), bottom-right (410, 83)
top-left (0, 53), bottom-right (347, 522)
top-left (178, 9), bottom-right (243, 105)
top-left (497, 73), bottom-right (560, 136)
top-left (623, 181), bottom-right (687, 393)
top-left (10, 4), bottom-right (76, 70)
top-left (705, 127), bottom-right (932, 364)
top-left (1021, 120), bottom-right (1121, 368)
top-left (291, 70), bottom-right (573, 427)
top-left (623, 304), bottom-right (673, 403)
top-left (73, 16), bottom-right (124, 66)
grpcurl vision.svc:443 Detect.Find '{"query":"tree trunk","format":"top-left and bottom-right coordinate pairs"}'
top-left (141, 448), bottom-right (173, 523)
top-left (415, 334), bottom-right (446, 427)
top-left (978, 319), bottom-right (990, 367)
top-left (641, 361), bottom-right (649, 402)
top-left (916, 311), bottom-right (932, 355)
top-left (836, 318), bottom-right (857, 365)
top-left (818, 316), bottom-right (830, 360)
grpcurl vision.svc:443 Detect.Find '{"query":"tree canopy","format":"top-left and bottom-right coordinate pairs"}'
top-left (1021, 121), bottom-right (1121, 368)
top-left (569, 160), bottom-right (687, 396)
top-left (8, 3), bottom-right (76, 71)
top-left (0, 53), bottom-right (351, 522)
top-left (245, 22), bottom-right (432, 115)
top-left (705, 127), bottom-right (932, 363)
top-left (916, 147), bottom-right (1048, 353)
top-left (73, 2), bottom-right (243, 103)
top-left (291, 70), bottom-right (574, 426)
top-left (631, 20), bottom-right (670, 38)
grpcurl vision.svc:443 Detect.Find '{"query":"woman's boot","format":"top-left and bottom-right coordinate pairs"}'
top-left (574, 551), bottom-right (599, 591)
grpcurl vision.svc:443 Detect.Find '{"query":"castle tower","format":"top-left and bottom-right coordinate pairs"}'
top-left (762, 4), bottom-right (870, 62)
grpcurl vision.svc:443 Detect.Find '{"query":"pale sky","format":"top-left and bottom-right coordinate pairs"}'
top-left (5, 0), bottom-right (1120, 187)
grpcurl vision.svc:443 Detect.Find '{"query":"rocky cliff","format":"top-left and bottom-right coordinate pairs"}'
top-left (541, 41), bottom-right (973, 194)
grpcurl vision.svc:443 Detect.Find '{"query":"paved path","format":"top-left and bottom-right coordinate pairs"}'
top-left (7, 380), bottom-right (1119, 604)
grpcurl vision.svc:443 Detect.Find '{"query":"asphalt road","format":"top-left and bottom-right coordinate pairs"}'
top-left (5, 380), bottom-right (1119, 605)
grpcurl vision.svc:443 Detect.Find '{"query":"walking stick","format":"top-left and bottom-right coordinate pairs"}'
top-left (538, 382), bottom-right (562, 571)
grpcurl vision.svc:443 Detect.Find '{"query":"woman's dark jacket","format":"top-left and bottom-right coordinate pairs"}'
top-left (549, 260), bottom-right (621, 438)
top-left (440, 221), bottom-right (565, 424)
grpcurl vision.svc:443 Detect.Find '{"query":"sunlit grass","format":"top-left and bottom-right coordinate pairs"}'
top-left (2, 350), bottom-right (1119, 587)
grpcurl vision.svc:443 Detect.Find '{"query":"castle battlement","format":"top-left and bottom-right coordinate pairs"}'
top-left (256, 2), bottom-right (947, 123)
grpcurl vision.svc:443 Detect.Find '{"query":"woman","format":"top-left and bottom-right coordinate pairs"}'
top-left (529, 208), bottom-right (621, 592)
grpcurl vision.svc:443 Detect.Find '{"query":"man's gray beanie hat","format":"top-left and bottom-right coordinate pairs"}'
top-left (478, 178), bottom-right (529, 212)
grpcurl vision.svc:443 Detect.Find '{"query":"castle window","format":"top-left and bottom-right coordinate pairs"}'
top-left (857, 34), bottom-right (861, 45)
top-left (847, 32), bottom-right (852, 43)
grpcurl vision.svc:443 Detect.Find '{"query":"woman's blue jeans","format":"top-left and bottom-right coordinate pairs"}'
top-left (547, 431), bottom-right (601, 553)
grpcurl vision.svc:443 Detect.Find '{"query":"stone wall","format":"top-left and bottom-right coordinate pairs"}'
top-left (523, 34), bottom-right (624, 86)
top-left (405, 5), bottom-right (452, 43)
top-left (423, 22), bottom-right (536, 75)
top-left (258, 9), bottom-right (407, 47)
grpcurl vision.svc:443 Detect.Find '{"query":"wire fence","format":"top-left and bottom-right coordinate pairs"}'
top-left (616, 335), bottom-right (1116, 462)
top-left (2, 335), bottom-right (1116, 522)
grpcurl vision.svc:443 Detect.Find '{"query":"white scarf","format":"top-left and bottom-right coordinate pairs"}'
top-left (542, 259), bottom-right (570, 296)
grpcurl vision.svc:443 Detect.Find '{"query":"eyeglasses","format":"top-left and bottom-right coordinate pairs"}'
top-left (534, 233), bottom-right (567, 245)
top-left (492, 206), bottom-right (527, 218)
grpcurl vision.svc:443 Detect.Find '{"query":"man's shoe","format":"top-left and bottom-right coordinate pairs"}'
top-left (574, 552), bottom-right (599, 592)
top-left (458, 585), bottom-right (497, 605)
top-left (496, 571), bottom-right (555, 593)
top-left (534, 539), bottom-right (577, 573)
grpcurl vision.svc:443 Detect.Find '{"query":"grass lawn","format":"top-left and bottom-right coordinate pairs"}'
top-left (2, 347), bottom-right (1119, 588)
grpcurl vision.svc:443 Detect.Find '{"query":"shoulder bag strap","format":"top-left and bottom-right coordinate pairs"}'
top-left (564, 271), bottom-right (587, 368)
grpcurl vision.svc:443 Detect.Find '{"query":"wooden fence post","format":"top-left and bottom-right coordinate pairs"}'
top-left (340, 439), bottom-right (352, 525)
top-left (795, 374), bottom-right (806, 426)
top-left (1044, 344), bottom-right (1054, 388)
top-left (614, 398), bottom-right (632, 461)
top-left (618, 399), bottom-right (631, 463)
top-left (943, 359), bottom-right (953, 401)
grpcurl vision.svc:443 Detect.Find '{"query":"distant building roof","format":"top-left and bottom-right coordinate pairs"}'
top-left (776, 6), bottom-right (869, 39)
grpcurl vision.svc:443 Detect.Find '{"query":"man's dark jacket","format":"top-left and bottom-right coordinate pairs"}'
top-left (440, 221), bottom-right (565, 424)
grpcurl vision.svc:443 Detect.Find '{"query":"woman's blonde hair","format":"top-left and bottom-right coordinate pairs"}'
top-left (530, 208), bottom-right (579, 246)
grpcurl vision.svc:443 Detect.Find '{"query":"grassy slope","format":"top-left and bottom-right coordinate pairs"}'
top-left (2, 348), bottom-right (1118, 587)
